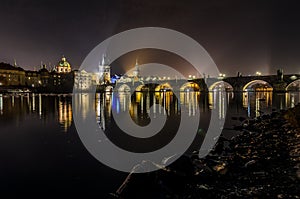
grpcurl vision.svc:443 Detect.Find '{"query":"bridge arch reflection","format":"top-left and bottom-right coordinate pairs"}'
top-left (155, 83), bottom-right (172, 92)
top-left (209, 81), bottom-right (233, 91)
top-left (243, 80), bottom-right (273, 92)
top-left (118, 84), bottom-right (131, 92)
top-left (286, 79), bottom-right (300, 91)
top-left (180, 82), bottom-right (200, 92)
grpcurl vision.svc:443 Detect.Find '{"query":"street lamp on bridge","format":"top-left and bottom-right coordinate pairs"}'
top-left (219, 73), bottom-right (226, 77)
top-left (256, 71), bottom-right (262, 76)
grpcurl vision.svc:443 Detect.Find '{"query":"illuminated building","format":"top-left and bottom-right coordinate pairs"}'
top-left (98, 54), bottom-right (111, 84)
top-left (50, 72), bottom-right (74, 92)
top-left (25, 70), bottom-right (40, 88)
top-left (55, 56), bottom-right (72, 73)
top-left (0, 62), bottom-right (25, 86)
top-left (41, 56), bottom-right (74, 92)
top-left (38, 65), bottom-right (50, 88)
top-left (74, 70), bottom-right (95, 91)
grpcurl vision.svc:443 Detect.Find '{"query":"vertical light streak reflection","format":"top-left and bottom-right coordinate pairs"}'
top-left (243, 92), bottom-right (249, 108)
top-left (21, 95), bottom-right (23, 110)
top-left (96, 94), bottom-right (100, 118)
top-left (0, 94), bottom-right (3, 115)
top-left (291, 94), bottom-right (295, 108)
top-left (116, 98), bottom-right (120, 114)
top-left (153, 94), bottom-right (156, 116)
top-left (218, 91), bottom-right (223, 119)
top-left (159, 93), bottom-right (162, 114)
top-left (39, 94), bottom-right (42, 116)
top-left (222, 94), bottom-right (225, 119)
top-left (12, 95), bottom-right (14, 107)
top-left (285, 92), bottom-right (289, 108)
top-left (27, 94), bottom-right (30, 111)
top-left (208, 92), bottom-right (213, 110)
top-left (58, 97), bottom-right (72, 132)
top-left (255, 96), bottom-right (260, 117)
top-left (32, 93), bottom-right (35, 111)
top-left (146, 93), bottom-right (150, 114)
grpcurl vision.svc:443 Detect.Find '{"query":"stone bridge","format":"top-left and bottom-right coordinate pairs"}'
top-left (114, 79), bottom-right (206, 92)
top-left (208, 74), bottom-right (300, 92)
top-left (113, 74), bottom-right (300, 92)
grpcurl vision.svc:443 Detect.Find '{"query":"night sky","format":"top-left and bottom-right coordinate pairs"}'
top-left (1, 0), bottom-right (300, 76)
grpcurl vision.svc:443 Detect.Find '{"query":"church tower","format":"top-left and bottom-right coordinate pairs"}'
top-left (98, 54), bottom-right (111, 84)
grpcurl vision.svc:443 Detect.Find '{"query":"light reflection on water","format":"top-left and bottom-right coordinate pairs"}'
top-left (0, 94), bottom-right (3, 115)
top-left (94, 91), bottom-right (300, 135)
top-left (0, 93), bottom-right (73, 132)
top-left (0, 91), bottom-right (299, 133)
top-left (0, 89), bottom-right (299, 195)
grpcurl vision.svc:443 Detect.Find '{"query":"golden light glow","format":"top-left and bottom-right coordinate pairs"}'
top-left (155, 83), bottom-right (172, 92)
top-left (58, 99), bottom-right (72, 132)
top-left (180, 82), bottom-right (200, 92)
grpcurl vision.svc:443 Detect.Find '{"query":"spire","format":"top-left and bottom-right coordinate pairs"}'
top-left (135, 58), bottom-right (139, 71)
top-left (14, 59), bottom-right (17, 67)
top-left (62, 55), bottom-right (66, 62)
top-left (99, 53), bottom-right (110, 66)
top-left (101, 54), bottom-right (106, 66)
top-left (133, 58), bottom-right (140, 77)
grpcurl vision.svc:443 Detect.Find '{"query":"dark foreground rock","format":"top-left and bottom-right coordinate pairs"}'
top-left (114, 105), bottom-right (300, 199)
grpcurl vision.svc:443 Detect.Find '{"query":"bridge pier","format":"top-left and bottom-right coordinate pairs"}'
top-left (272, 82), bottom-right (287, 92)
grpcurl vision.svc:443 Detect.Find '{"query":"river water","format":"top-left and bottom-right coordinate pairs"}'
top-left (0, 91), bottom-right (299, 196)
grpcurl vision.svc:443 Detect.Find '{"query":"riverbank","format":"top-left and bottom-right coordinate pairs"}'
top-left (116, 104), bottom-right (300, 198)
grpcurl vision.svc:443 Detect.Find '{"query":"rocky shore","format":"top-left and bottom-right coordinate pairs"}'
top-left (115, 104), bottom-right (300, 199)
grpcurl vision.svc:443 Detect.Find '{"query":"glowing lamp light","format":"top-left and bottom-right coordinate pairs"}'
top-left (256, 71), bottom-right (262, 76)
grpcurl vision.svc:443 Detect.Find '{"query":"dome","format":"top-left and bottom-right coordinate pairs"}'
top-left (56, 56), bottom-right (72, 73)
top-left (58, 57), bottom-right (71, 67)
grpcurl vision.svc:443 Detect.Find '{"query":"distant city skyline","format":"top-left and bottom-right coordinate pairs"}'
top-left (1, 0), bottom-right (300, 76)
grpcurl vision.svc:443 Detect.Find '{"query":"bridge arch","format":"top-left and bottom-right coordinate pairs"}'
top-left (243, 80), bottom-right (273, 91)
top-left (155, 83), bottom-right (172, 92)
top-left (209, 81), bottom-right (233, 91)
top-left (286, 79), bottom-right (300, 91)
top-left (180, 82), bottom-right (200, 92)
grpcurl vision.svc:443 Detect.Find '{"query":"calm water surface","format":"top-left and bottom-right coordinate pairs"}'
top-left (0, 91), bottom-right (299, 196)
